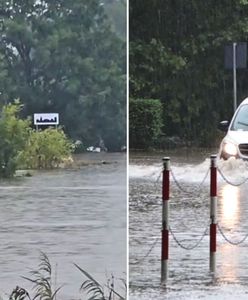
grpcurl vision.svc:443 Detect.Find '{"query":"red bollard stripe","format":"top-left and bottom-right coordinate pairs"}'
top-left (210, 223), bottom-right (216, 252)
top-left (210, 166), bottom-right (217, 197)
top-left (162, 170), bottom-right (170, 201)
top-left (162, 229), bottom-right (169, 260)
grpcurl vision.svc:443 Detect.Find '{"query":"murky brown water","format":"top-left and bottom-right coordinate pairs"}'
top-left (0, 153), bottom-right (126, 299)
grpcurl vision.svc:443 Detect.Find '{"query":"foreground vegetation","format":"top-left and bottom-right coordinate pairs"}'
top-left (4, 253), bottom-right (126, 300)
top-left (130, 0), bottom-right (248, 149)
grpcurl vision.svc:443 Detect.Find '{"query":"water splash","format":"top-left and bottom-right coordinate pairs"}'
top-left (130, 157), bottom-right (248, 184)
top-left (217, 157), bottom-right (248, 184)
top-left (129, 164), bottom-right (162, 180)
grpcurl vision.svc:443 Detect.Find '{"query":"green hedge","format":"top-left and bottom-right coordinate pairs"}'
top-left (130, 98), bottom-right (163, 149)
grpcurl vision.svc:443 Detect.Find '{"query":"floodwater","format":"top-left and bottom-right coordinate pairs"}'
top-left (0, 153), bottom-right (126, 300)
top-left (129, 150), bottom-right (248, 300)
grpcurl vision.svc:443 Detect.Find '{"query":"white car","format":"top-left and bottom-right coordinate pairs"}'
top-left (219, 97), bottom-right (248, 160)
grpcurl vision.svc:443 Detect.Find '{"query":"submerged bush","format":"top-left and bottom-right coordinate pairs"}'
top-left (18, 128), bottom-right (73, 169)
top-left (0, 101), bottom-right (73, 177)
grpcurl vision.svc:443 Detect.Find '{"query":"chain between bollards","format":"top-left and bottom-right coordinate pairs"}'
top-left (161, 157), bottom-right (170, 283)
top-left (160, 155), bottom-right (218, 281)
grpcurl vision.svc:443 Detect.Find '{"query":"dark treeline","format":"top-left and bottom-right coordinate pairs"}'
top-left (130, 0), bottom-right (248, 149)
top-left (0, 0), bottom-right (126, 151)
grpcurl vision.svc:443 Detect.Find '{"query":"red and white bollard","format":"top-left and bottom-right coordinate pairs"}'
top-left (210, 154), bottom-right (217, 273)
top-left (161, 157), bottom-right (170, 283)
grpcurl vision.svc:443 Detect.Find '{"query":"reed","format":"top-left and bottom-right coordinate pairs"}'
top-left (5, 253), bottom-right (126, 300)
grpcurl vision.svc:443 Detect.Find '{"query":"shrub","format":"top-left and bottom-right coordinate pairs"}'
top-left (18, 128), bottom-right (73, 169)
top-left (0, 101), bottom-right (30, 178)
top-left (129, 98), bottom-right (163, 149)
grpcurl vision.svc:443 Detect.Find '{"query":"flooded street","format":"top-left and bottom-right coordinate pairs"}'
top-left (129, 150), bottom-right (248, 299)
top-left (0, 153), bottom-right (126, 299)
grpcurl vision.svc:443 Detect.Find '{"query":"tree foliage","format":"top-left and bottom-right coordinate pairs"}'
top-left (0, 0), bottom-right (126, 151)
top-left (130, 98), bottom-right (163, 149)
top-left (103, 0), bottom-right (126, 40)
top-left (130, 0), bottom-right (248, 147)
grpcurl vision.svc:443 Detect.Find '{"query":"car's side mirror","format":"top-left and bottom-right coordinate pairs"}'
top-left (218, 120), bottom-right (229, 132)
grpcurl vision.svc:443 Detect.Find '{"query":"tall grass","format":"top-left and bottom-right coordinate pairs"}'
top-left (5, 253), bottom-right (126, 300)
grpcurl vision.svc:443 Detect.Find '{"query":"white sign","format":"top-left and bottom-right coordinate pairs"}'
top-left (34, 113), bottom-right (59, 126)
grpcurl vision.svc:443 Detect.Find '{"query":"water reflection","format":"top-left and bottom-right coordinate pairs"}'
top-left (218, 184), bottom-right (240, 282)
top-left (219, 184), bottom-right (240, 227)
top-left (219, 243), bottom-right (239, 282)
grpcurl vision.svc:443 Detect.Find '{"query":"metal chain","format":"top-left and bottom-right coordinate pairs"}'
top-left (154, 169), bottom-right (162, 194)
top-left (170, 168), bottom-right (209, 196)
top-left (217, 168), bottom-right (248, 187)
top-left (169, 225), bottom-right (209, 250)
top-left (178, 201), bottom-right (209, 231)
top-left (130, 168), bottom-right (162, 211)
top-left (132, 237), bottom-right (160, 265)
top-left (217, 223), bottom-right (248, 245)
top-left (168, 167), bottom-right (209, 227)
top-left (131, 172), bottom-right (161, 265)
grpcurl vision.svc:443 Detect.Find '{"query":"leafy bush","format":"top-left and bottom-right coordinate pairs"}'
top-left (18, 128), bottom-right (73, 169)
top-left (0, 101), bottom-right (30, 178)
top-left (129, 98), bottom-right (163, 149)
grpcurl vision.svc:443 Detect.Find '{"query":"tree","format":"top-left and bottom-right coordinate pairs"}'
top-left (130, 0), bottom-right (248, 147)
top-left (0, 0), bottom-right (126, 150)
top-left (103, 0), bottom-right (126, 40)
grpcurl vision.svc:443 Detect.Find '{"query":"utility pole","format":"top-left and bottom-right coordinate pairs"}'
top-left (225, 42), bottom-right (247, 113)
top-left (233, 42), bottom-right (237, 113)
